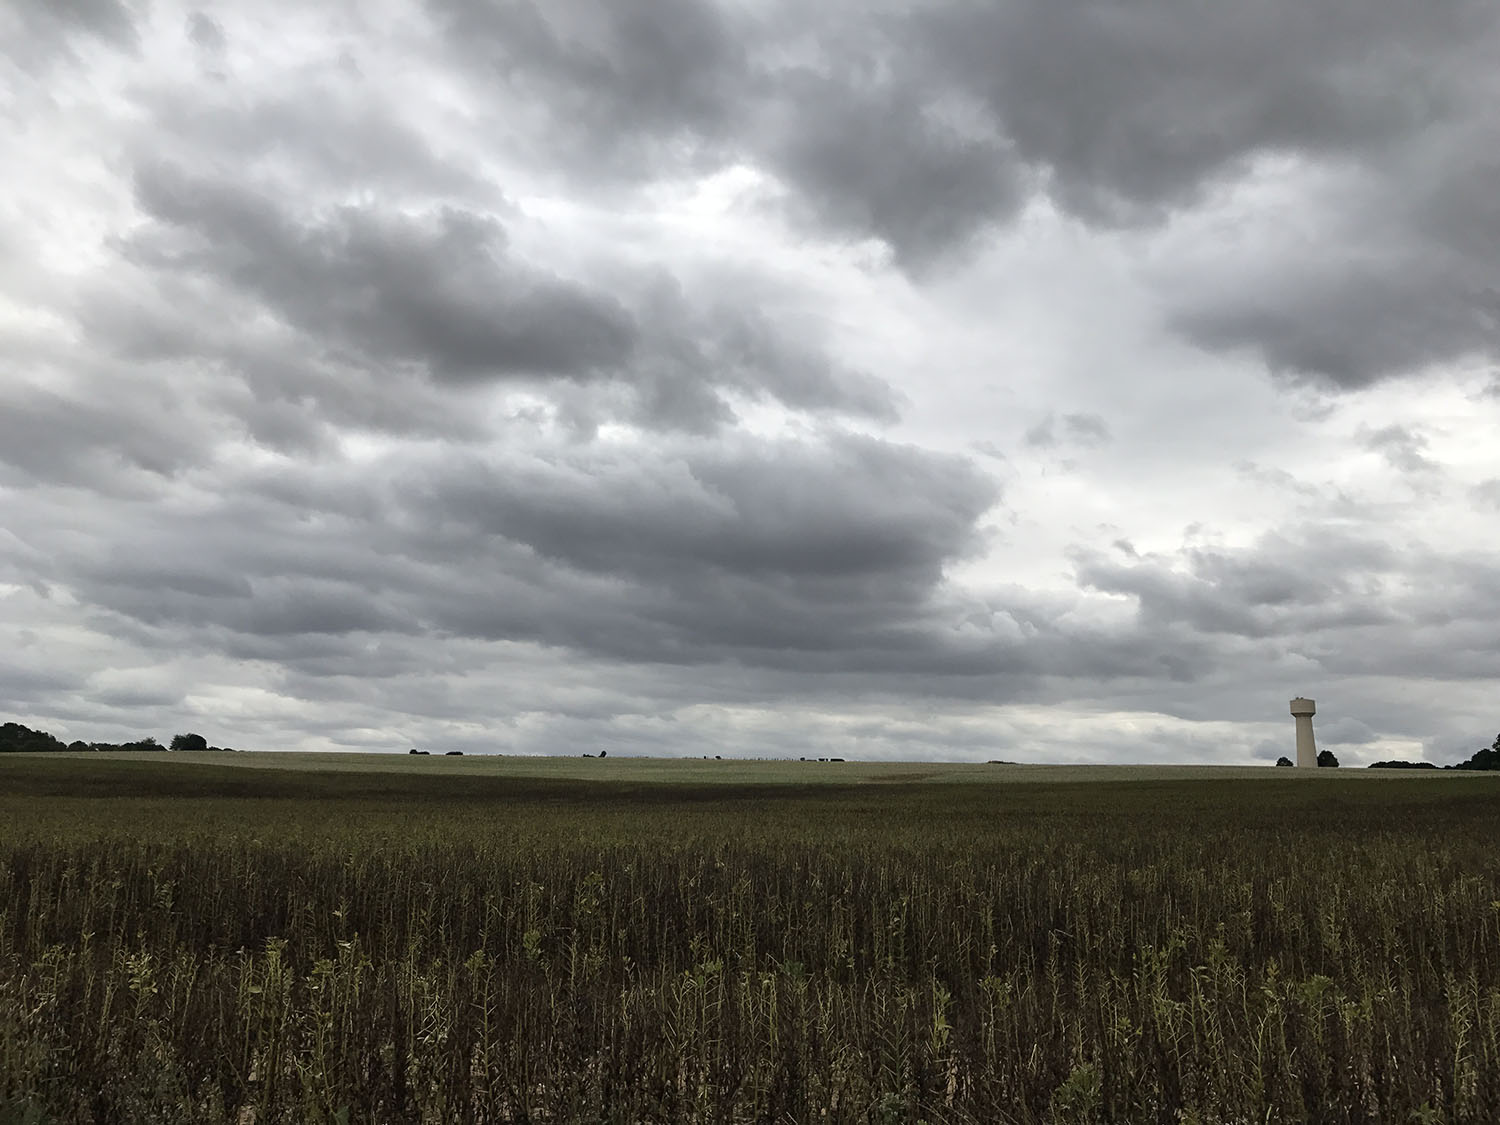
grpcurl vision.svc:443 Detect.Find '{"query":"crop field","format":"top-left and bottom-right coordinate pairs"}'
top-left (75, 750), bottom-right (1475, 785)
top-left (1, 755), bottom-right (1498, 1124)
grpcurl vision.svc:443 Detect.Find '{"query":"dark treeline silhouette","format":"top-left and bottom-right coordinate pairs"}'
top-left (1, 722), bottom-right (233, 755)
top-left (1367, 735), bottom-right (1500, 771)
top-left (1449, 736), bottom-right (1500, 771)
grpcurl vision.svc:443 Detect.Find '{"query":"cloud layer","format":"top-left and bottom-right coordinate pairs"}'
top-left (1, 0), bottom-right (1497, 763)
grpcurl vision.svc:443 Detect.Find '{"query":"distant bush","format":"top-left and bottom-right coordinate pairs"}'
top-left (1369, 760), bottom-right (1438, 770)
top-left (1451, 736), bottom-right (1500, 771)
top-left (1275, 756), bottom-right (1293, 767)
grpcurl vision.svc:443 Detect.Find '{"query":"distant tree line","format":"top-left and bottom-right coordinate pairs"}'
top-left (1366, 733), bottom-right (1500, 771)
top-left (1, 722), bottom-right (234, 754)
top-left (1450, 735), bottom-right (1500, 771)
top-left (6, 719), bottom-right (1500, 769)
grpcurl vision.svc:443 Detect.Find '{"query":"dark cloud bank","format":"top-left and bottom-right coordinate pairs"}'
top-left (431, 0), bottom-right (1500, 384)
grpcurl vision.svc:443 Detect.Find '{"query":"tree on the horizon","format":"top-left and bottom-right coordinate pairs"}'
top-left (0, 722), bottom-right (65, 753)
top-left (170, 732), bottom-right (209, 753)
top-left (1317, 750), bottom-right (1340, 768)
top-left (1451, 733), bottom-right (1500, 771)
top-left (1275, 756), bottom-right (1293, 767)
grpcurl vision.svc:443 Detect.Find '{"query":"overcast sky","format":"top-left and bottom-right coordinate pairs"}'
top-left (3, 0), bottom-right (1498, 764)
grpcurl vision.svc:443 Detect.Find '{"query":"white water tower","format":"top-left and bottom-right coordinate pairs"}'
top-left (1290, 697), bottom-right (1317, 767)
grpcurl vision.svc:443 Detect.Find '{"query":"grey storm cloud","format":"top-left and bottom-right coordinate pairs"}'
top-left (29, 420), bottom-right (1279, 698)
top-left (1068, 528), bottom-right (1500, 697)
top-left (50, 425), bottom-right (1488, 716)
top-left (432, 0), bottom-right (743, 154)
top-left (1074, 529), bottom-right (1401, 640)
top-left (428, 0), bottom-right (1023, 265)
top-left (426, 0), bottom-right (1500, 385)
top-left (426, 434), bottom-right (985, 583)
top-left (100, 162), bottom-right (895, 438)
top-left (56, 433), bottom-right (1005, 676)
top-left (4, 0), bottom-right (137, 57)
top-left (0, 381), bottom-right (215, 494)
top-left (933, 0), bottom-right (1500, 385)
top-left (920, 0), bottom-right (1481, 220)
top-left (1361, 424), bottom-right (1440, 475)
top-left (130, 163), bottom-right (638, 383)
top-left (1169, 242), bottom-right (1500, 388)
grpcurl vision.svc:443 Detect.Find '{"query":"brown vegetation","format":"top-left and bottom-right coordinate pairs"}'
top-left (1, 760), bottom-right (1497, 1122)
